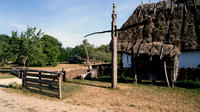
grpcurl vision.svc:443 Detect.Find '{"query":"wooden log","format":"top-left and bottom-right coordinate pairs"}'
top-left (164, 61), bottom-right (170, 87)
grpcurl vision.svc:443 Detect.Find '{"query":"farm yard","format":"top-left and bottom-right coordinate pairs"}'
top-left (1, 0), bottom-right (200, 111)
top-left (0, 64), bottom-right (200, 112)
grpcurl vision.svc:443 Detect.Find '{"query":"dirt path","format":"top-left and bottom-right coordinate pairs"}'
top-left (0, 78), bottom-right (113, 112)
top-left (0, 78), bottom-right (21, 86)
top-left (0, 88), bottom-right (113, 112)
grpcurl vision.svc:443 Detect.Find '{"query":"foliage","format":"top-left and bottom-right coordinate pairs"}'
top-left (0, 27), bottom-right (112, 66)
top-left (0, 34), bottom-right (10, 65)
top-left (41, 35), bottom-right (60, 66)
top-left (73, 39), bottom-right (95, 60)
top-left (72, 40), bottom-right (111, 63)
top-left (58, 47), bottom-right (74, 62)
top-left (0, 27), bottom-right (61, 67)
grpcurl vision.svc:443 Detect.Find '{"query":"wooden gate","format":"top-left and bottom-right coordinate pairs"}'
top-left (12, 69), bottom-right (63, 99)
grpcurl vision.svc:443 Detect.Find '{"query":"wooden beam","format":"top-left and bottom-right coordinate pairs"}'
top-left (58, 75), bottom-right (62, 99)
top-left (164, 61), bottom-right (170, 87)
top-left (111, 3), bottom-right (118, 88)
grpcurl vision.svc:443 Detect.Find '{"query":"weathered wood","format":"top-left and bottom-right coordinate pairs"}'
top-left (20, 69), bottom-right (62, 99)
top-left (39, 72), bottom-right (42, 92)
top-left (25, 82), bottom-right (59, 92)
top-left (23, 69), bottom-right (58, 74)
top-left (58, 75), bottom-right (62, 99)
top-left (25, 73), bottom-right (58, 79)
top-left (111, 3), bottom-right (118, 88)
top-left (24, 78), bottom-right (59, 86)
top-left (134, 74), bottom-right (137, 84)
top-left (164, 61), bottom-right (170, 87)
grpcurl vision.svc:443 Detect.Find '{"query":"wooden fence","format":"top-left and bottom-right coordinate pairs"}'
top-left (11, 69), bottom-right (63, 99)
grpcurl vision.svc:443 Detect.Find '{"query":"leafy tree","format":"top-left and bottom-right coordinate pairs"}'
top-left (0, 34), bottom-right (10, 65)
top-left (41, 34), bottom-right (60, 66)
top-left (73, 39), bottom-right (95, 60)
top-left (58, 47), bottom-right (74, 62)
top-left (16, 27), bottom-right (46, 67)
top-left (92, 45), bottom-right (111, 62)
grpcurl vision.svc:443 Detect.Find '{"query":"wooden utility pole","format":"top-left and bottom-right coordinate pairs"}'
top-left (111, 3), bottom-right (118, 88)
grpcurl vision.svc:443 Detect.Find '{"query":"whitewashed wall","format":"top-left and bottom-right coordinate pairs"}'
top-left (122, 53), bottom-right (132, 68)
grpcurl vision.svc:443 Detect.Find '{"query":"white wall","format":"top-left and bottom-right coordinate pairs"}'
top-left (122, 53), bottom-right (132, 68)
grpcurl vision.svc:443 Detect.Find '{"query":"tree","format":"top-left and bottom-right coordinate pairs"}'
top-left (41, 34), bottom-right (60, 66)
top-left (0, 27), bottom-right (63, 67)
top-left (0, 34), bottom-right (10, 65)
top-left (73, 39), bottom-right (95, 60)
top-left (92, 45), bottom-right (111, 62)
top-left (16, 27), bottom-right (45, 67)
top-left (58, 47), bottom-right (74, 62)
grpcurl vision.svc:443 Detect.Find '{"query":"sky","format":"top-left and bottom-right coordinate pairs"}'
top-left (0, 0), bottom-right (160, 48)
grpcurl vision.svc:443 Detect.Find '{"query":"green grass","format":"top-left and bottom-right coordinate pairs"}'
top-left (62, 82), bottom-right (81, 98)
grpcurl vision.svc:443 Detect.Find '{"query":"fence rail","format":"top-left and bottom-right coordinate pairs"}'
top-left (11, 68), bottom-right (62, 99)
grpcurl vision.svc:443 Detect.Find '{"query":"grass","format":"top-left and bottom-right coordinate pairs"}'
top-left (62, 82), bottom-right (82, 98)
top-left (26, 108), bottom-right (37, 112)
top-left (4, 81), bottom-right (82, 100)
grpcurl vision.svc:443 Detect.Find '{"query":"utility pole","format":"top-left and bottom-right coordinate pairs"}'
top-left (111, 3), bottom-right (118, 88)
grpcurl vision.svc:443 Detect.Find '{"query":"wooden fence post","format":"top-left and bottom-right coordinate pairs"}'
top-left (22, 70), bottom-right (24, 87)
top-left (39, 71), bottom-right (42, 92)
top-left (22, 69), bottom-right (26, 88)
top-left (58, 73), bottom-right (62, 99)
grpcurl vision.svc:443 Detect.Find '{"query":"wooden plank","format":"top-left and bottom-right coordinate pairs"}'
top-left (164, 61), bottom-right (170, 87)
top-left (25, 82), bottom-right (59, 93)
top-left (25, 87), bottom-right (58, 97)
top-left (24, 78), bottom-right (59, 86)
top-left (25, 73), bottom-right (58, 79)
top-left (58, 76), bottom-right (62, 99)
top-left (24, 69), bottom-right (58, 74)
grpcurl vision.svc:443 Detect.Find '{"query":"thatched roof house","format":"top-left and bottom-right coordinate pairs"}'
top-left (108, 0), bottom-right (200, 86)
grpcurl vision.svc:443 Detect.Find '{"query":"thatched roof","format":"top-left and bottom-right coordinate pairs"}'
top-left (115, 0), bottom-right (200, 51)
top-left (133, 42), bottom-right (181, 58)
top-left (108, 41), bottom-right (181, 58)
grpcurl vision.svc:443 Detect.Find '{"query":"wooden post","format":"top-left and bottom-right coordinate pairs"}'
top-left (134, 74), bottom-right (137, 84)
top-left (172, 55), bottom-right (179, 88)
top-left (58, 73), bottom-right (62, 99)
top-left (164, 61), bottom-right (170, 87)
top-left (39, 71), bottom-right (42, 92)
top-left (111, 3), bottom-right (118, 88)
top-left (22, 70), bottom-right (25, 87)
top-left (62, 68), bottom-right (66, 82)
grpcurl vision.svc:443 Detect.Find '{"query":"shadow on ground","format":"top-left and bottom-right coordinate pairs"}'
top-left (76, 75), bottom-right (200, 89)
